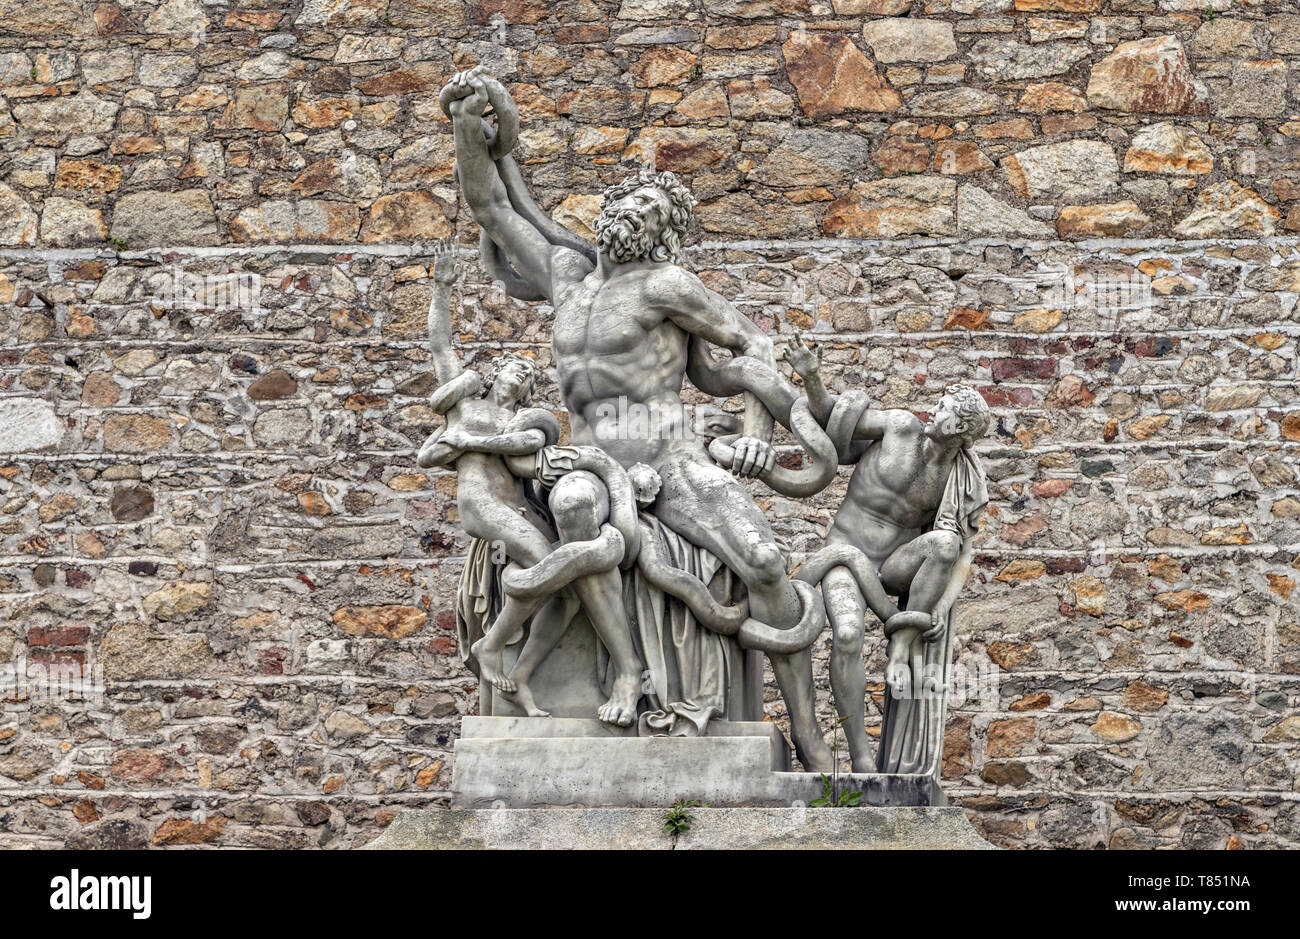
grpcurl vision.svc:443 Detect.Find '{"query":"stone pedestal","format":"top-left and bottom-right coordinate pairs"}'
top-left (362, 806), bottom-right (994, 850)
top-left (451, 716), bottom-right (945, 808)
top-left (363, 716), bottom-right (991, 849)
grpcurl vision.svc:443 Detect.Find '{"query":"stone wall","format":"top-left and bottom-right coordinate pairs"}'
top-left (0, 0), bottom-right (1297, 849)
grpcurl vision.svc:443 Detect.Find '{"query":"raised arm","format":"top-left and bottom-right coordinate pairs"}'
top-left (783, 337), bottom-right (837, 428)
top-left (443, 70), bottom-right (558, 301)
top-left (783, 336), bottom-right (895, 463)
top-left (428, 238), bottom-right (462, 387)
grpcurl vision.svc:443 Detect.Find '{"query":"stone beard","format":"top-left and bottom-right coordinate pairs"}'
top-left (592, 170), bottom-right (694, 265)
top-left (593, 203), bottom-right (656, 264)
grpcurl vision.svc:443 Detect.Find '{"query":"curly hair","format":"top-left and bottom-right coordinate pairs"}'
top-left (944, 385), bottom-right (991, 447)
top-left (481, 353), bottom-right (540, 407)
top-left (598, 167), bottom-right (696, 264)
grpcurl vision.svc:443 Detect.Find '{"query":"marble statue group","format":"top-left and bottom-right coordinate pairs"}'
top-left (418, 67), bottom-right (990, 782)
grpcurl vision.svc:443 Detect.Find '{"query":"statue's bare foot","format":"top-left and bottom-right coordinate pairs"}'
top-left (850, 754), bottom-right (875, 774)
top-left (507, 679), bottom-right (550, 718)
top-left (795, 738), bottom-right (834, 774)
top-left (470, 637), bottom-right (516, 693)
top-left (596, 673), bottom-right (640, 727)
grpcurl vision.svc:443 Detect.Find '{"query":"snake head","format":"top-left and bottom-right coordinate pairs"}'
top-left (627, 463), bottom-right (662, 507)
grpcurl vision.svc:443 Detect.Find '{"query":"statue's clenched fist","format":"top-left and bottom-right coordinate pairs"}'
top-left (440, 65), bottom-right (489, 118)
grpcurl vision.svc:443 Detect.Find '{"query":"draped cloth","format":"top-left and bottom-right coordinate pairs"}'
top-left (455, 537), bottom-right (512, 679)
top-left (877, 447), bottom-right (987, 776)
top-left (931, 446), bottom-right (988, 542)
top-left (598, 514), bottom-right (761, 737)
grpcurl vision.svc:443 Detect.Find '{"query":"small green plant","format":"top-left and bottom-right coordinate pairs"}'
top-left (662, 799), bottom-right (707, 844)
top-left (811, 772), bottom-right (862, 807)
top-left (108, 235), bottom-right (129, 251)
top-left (689, 64), bottom-right (703, 82)
top-left (1203, 6), bottom-right (1216, 22)
top-left (810, 715), bottom-right (863, 808)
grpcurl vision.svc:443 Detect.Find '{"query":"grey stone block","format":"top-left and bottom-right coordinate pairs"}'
top-left (362, 806), bottom-right (995, 850)
top-left (451, 716), bottom-right (943, 808)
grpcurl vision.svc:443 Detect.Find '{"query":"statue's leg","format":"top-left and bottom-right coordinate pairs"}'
top-left (549, 472), bottom-right (643, 728)
top-left (508, 591), bottom-right (581, 717)
top-left (652, 457), bottom-right (834, 772)
top-left (880, 531), bottom-right (963, 613)
top-left (822, 565), bottom-right (874, 772)
top-left (880, 531), bottom-right (963, 690)
top-left (770, 649), bottom-right (832, 773)
top-left (463, 497), bottom-right (554, 691)
top-left (474, 584), bottom-right (544, 694)
top-left (461, 492), bottom-right (552, 568)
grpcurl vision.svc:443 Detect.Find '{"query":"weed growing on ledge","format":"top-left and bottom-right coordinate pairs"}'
top-left (662, 799), bottom-right (708, 846)
top-left (811, 716), bottom-right (863, 808)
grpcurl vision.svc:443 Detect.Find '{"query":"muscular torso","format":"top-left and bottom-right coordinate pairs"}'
top-left (827, 421), bottom-right (953, 565)
top-left (552, 262), bottom-right (707, 469)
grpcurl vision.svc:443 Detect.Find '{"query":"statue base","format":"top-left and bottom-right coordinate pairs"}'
top-left (362, 806), bottom-right (994, 850)
top-left (450, 716), bottom-right (945, 808)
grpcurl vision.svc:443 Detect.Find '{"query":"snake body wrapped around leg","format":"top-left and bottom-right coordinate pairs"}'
top-left (795, 545), bottom-right (937, 642)
top-left (735, 579), bottom-right (827, 655)
top-left (541, 446), bottom-right (641, 568)
top-left (795, 542), bottom-right (899, 625)
top-left (500, 525), bottom-right (625, 599)
top-left (497, 441), bottom-right (643, 596)
top-left (883, 610), bottom-right (936, 637)
top-left (633, 523), bottom-right (827, 654)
